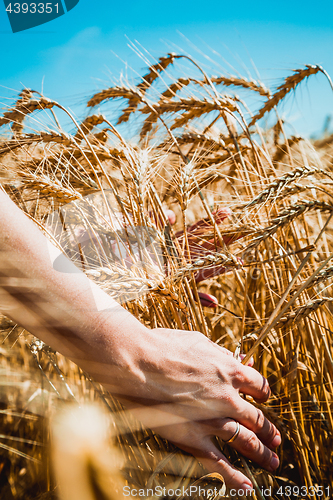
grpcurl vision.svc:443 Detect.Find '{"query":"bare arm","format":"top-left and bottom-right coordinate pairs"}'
top-left (0, 189), bottom-right (149, 394)
top-left (0, 190), bottom-right (280, 491)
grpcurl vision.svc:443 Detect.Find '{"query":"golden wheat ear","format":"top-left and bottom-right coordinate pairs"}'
top-left (51, 404), bottom-right (130, 500)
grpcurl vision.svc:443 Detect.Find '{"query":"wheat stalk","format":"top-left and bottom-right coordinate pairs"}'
top-left (1, 52), bottom-right (333, 499)
top-left (249, 65), bottom-right (326, 127)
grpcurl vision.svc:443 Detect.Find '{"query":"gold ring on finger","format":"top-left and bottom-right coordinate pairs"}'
top-left (222, 421), bottom-right (240, 444)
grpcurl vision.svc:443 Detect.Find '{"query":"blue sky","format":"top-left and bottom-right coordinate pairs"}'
top-left (1, 0), bottom-right (333, 137)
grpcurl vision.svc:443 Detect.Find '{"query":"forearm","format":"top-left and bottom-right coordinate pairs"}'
top-left (0, 190), bottom-right (148, 393)
top-left (0, 192), bottom-right (281, 490)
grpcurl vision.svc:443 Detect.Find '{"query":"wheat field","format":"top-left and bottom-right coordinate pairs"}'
top-left (0, 53), bottom-right (333, 500)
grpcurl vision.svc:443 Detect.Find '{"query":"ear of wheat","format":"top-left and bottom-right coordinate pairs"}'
top-left (0, 52), bottom-right (333, 500)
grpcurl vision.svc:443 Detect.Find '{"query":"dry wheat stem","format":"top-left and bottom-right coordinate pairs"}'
top-left (1, 52), bottom-right (333, 497)
top-left (242, 250), bottom-right (333, 364)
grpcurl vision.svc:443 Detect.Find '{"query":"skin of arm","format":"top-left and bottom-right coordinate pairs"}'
top-left (0, 189), bottom-right (281, 491)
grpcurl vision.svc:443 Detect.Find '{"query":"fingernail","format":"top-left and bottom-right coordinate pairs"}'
top-left (271, 431), bottom-right (281, 448)
top-left (240, 482), bottom-right (253, 492)
top-left (197, 292), bottom-right (218, 308)
top-left (269, 453), bottom-right (279, 470)
top-left (165, 209), bottom-right (176, 225)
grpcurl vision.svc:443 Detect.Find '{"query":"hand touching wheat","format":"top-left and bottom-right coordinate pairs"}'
top-left (0, 190), bottom-right (280, 492)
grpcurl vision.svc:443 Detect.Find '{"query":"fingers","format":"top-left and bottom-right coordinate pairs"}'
top-left (197, 291), bottom-right (218, 308)
top-left (196, 438), bottom-right (253, 492)
top-left (164, 209), bottom-right (176, 225)
top-left (212, 207), bottom-right (232, 223)
top-left (180, 207), bottom-right (231, 239)
top-left (213, 418), bottom-right (279, 473)
top-left (239, 353), bottom-right (254, 367)
top-left (231, 397), bottom-right (281, 449)
top-left (194, 258), bottom-right (241, 282)
top-left (233, 364), bottom-right (271, 403)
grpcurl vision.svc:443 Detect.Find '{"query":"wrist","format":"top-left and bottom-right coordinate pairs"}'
top-left (80, 314), bottom-right (151, 397)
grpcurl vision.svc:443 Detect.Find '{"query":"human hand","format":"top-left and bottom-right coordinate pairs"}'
top-left (0, 190), bottom-right (278, 493)
top-left (176, 207), bottom-right (245, 284)
top-left (113, 327), bottom-right (280, 491)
